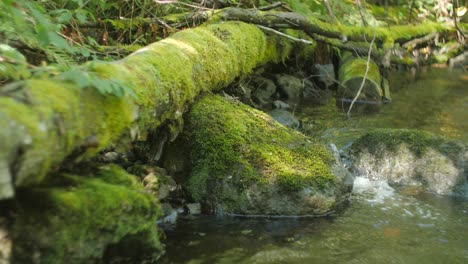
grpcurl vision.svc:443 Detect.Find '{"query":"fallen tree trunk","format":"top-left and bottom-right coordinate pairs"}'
top-left (221, 8), bottom-right (455, 45)
top-left (0, 21), bottom-right (292, 199)
top-left (337, 52), bottom-right (383, 106)
top-left (221, 8), bottom-right (467, 66)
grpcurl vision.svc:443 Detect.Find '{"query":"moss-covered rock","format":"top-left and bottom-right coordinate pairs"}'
top-left (175, 94), bottom-right (352, 216)
top-left (11, 165), bottom-right (162, 263)
top-left (349, 129), bottom-right (466, 195)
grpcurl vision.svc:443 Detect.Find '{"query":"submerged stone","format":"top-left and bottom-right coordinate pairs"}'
top-left (174, 94), bottom-right (352, 216)
top-left (268, 109), bottom-right (300, 129)
top-left (348, 129), bottom-right (466, 195)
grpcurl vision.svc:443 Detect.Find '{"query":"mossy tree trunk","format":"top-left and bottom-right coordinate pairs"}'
top-left (337, 52), bottom-right (383, 105)
top-left (220, 8), bottom-right (466, 66)
top-left (0, 21), bottom-right (292, 199)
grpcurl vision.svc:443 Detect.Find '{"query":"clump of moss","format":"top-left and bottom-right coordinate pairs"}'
top-left (350, 129), bottom-right (464, 162)
top-left (12, 165), bottom-right (162, 263)
top-left (180, 94), bottom-right (350, 215)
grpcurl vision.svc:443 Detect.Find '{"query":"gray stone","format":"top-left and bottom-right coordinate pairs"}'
top-left (186, 203), bottom-right (201, 215)
top-left (157, 204), bottom-right (178, 224)
top-left (348, 129), bottom-right (466, 196)
top-left (0, 161), bottom-right (13, 200)
top-left (251, 76), bottom-right (277, 106)
top-left (142, 171), bottom-right (177, 200)
top-left (275, 74), bottom-right (302, 103)
top-left (268, 109), bottom-right (300, 129)
top-left (313, 63), bottom-right (335, 89)
top-left (273, 100), bottom-right (291, 110)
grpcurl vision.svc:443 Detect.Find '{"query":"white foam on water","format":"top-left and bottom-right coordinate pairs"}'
top-left (352, 176), bottom-right (395, 204)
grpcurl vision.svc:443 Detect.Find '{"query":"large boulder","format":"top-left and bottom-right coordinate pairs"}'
top-left (173, 94), bottom-right (352, 216)
top-left (348, 129), bottom-right (466, 195)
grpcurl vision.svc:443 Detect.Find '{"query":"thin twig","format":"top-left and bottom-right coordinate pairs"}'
top-left (256, 25), bottom-right (314, 45)
top-left (323, 0), bottom-right (336, 24)
top-left (258, 2), bottom-right (284, 11)
top-left (347, 31), bottom-right (376, 117)
top-left (408, 0), bottom-right (416, 23)
top-left (154, 0), bottom-right (213, 10)
top-left (356, 0), bottom-right (368, 26)
top-left (402, 33), bottom-right (438, 49)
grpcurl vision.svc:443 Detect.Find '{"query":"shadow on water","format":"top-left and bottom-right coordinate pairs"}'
top-left (160, 193), bottom-right (468, 263)
top-left (160, 68), bottom-right (468, 264)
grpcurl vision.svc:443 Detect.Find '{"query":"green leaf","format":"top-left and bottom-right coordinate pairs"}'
top-left (80, 48), bottom-right (91, 58)
top-left (48, 32), bottom-right (72, 52)
top-left (86, 36), bottom-right (100, 47)
top-left (37, 26), bottom-right (51, 46)
top-left (59, 69), bottom-right (90, 88)
top-left (0, 44), bottom-right (27, 63)
top-left (75, 11), bottom-right (88, 24)
top-left (57, 11), bottom-right (73, 24)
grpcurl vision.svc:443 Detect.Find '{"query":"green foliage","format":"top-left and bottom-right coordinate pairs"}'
top-left (0, 44), bottom-right (31, 82)
top-left (0, 0), bottom-right (93, 83)
top-left (58, 67), bottom-right (136, 98)
top-left (0, 0), bottom-right (142, 97)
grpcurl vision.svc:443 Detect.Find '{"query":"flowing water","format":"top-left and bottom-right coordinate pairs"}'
top-left (159, 68), bottom-right (468, 263)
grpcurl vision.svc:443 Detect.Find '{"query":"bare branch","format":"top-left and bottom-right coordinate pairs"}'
top-left (258, 2), bottom-right (285, 11)
top-left (402, 33), bottom-right (438, 50)
top-left (356, 0), bottom-right (368, 26)
top-left (323, 0), bottom-right (336, 24)
top-left (256, 25), bottom-right (314, 45)
top-left (154, 0), bottom-right (213, 10)
top-left (347, 32), bottom-right (376, 117)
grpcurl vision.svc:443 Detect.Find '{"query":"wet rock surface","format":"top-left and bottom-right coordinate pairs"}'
top-left (348, 129), bottom-right (466, 195)
top-left (268, 109), bottom-right (300, 129)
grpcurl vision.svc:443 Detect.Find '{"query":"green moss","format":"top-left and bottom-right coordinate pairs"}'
top-left (186, 94), bottom-right (335, 202)
top-left (0, 76), bottom-right (136, 188)
top-left (13, 165), bottom-right (162, 263)
top-left (338, 53), bottom-right (382, 100)
top-left (300, 12), bottom-right (449, 47)
top-left (351, 129), bottom-right (464, 162)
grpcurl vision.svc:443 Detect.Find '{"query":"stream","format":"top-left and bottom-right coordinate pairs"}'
top-left (159, 68), bottom-right (468, 263)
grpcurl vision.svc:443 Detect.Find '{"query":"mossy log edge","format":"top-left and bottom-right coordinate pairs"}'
top-left (337, 53), bottom-right (383, 103)
top-left (221, 8), bottom-right (466, 66)
top-left (0, 21), bottom-right (292, 199)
